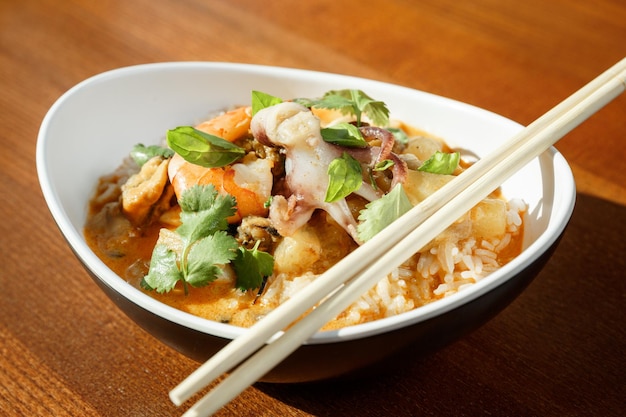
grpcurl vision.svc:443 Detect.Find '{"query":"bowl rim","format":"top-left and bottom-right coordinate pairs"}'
top-left (36, 62), bottom-right (576, 344)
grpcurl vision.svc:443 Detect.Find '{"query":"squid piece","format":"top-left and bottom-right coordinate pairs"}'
top-left (251, 102), bottom-right (387, 242)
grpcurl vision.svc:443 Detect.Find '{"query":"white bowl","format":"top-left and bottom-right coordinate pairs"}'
top-left (37, 62), bottom-right (575, 382)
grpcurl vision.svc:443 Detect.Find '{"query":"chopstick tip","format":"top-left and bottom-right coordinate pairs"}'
top-left (169, 388), bottom-right (186, 407)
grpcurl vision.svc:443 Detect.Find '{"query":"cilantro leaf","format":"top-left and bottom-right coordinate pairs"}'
top-left (232, 242), bottom-right (274, 291)
top-left (320, 123), bottom-right (368, 147)
top-left (142, 184), bottom-right (275, 295)
top-left (292, 97), bottom-right (317, 108)
top-left (185, 231), bottom-right (239, 287)
top-left (357, 184), bottom-right (413, 242)
top-left (167, 126), bottom-right (245, 168)
top-left (310, 89), bottom-right (390, 127)
top-left (325, 152), bottom-right (363, 203)
top-left (176, 185), bottom-right (237, 244)
top-left (130, 143), bottom-right (174, 167)
top-left (143, 244), bottom-right (183, 293)
top-left (418, 151), bottom-right (460, 175)
top-left (251, 91), bottom-right (283, 116)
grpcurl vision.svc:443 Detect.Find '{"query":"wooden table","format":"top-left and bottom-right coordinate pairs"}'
top-left (1, 1), bottom-right (624, 415)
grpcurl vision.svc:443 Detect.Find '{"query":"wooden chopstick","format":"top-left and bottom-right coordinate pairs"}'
top-left (172, 57), bottom-right (626, 417)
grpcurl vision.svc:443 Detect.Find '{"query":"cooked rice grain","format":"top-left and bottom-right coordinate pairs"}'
top-left (259, 199), bottom-right (527, 330)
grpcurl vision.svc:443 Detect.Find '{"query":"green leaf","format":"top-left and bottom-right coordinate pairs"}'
top-left (320, 123), bottom-right (368, 147)
top-left (325, 152), bottom-right (363, 202)
top-left (349, 89), bottom-right (389, 127)
top-left (373, 159), bottom-right (394, 171)
top-left (232, 242), bottom-right (274, 291)
top-left (130, 143), bottom-right (174, 167)
top-left (251, 91), bottom-right (283, 116)
top-left (185, 231), bottom-right (239, 287)
top-left (306, 89), bottom-right (390, 127)
top-left (418, 151), bottom-right (460, 175)
top-left (143, 244), bottom-right (183, 293)
top-left (141, 184), bottom-right (275, 295)
top-left (166, 126), bottom-right (245, 168)
top-left (357, 184), bottom-right (413, 242)
top-left (387, 127), bottom-right (409, 145)
top-left (292, 97), bottom-right (317, 108)
top-left (177, 185), bottom-right (237, 244)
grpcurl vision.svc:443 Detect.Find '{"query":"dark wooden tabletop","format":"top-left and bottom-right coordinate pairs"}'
top-left (1, 0), bottom-right (624, 416)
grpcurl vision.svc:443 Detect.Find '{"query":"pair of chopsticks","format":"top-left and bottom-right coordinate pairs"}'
top-left (171, 58), bottom-right (626, 417)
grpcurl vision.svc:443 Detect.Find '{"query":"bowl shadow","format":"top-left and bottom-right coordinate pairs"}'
top-left (254, 192), bottom-right (626, 416)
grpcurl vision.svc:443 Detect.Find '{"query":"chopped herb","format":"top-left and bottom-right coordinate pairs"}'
top-left (166, 126), bottom-right (245, 168)
top-left (325, 152), bottom-right (363, 203)
top-left (418, 151), bottom-right (460, 175)
top-left (130, 143), bottom-right (174, 167)
top-left (357, 184), bottom-right (413, 242)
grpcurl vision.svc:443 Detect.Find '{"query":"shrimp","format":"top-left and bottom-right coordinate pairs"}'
top-left (195, 106), bottom-right (252, 142)
top-left (168, 106), bottom-right (273, 223)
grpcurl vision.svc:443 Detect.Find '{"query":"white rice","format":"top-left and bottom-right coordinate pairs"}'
top-left (261, 198), bottom-right (528, 329)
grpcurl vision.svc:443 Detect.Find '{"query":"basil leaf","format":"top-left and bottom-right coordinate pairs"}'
top-left (325, 152), bottom-right (363, 203)
top-left (167, 126), bottom-right (245, 168)
top-left (418, 151), bottom-right (460, 175)
top-left (251, 91), bottom-right (283, 116)
top-left (321, 123), bottom-right (368, 147)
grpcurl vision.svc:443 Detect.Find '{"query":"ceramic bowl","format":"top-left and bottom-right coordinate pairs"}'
top-left (36, 62), bottom-right (575, 382)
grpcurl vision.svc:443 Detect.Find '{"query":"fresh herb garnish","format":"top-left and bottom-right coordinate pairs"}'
top-left (251, 91), bottom-right (283, 116)
top-left (130, 143), bottom-right (174, 167)
top-left (373, 159), bottom-right (394, 171)
top-left (387, 127), bottom-right (410, 145)
top-left (357, 184), bottom-right (413, 242)
top-left (418, 151), bottom-right (460, 175)
top-left (232, 241), bottom-right (275, 291)
top-left (302, 89), bottom-right (390, 127)
top-left (325, 152), bottom-right (363, 203)
top-left (320, 122), bottom-right (368, 147)
top-left (141, 185), bottom-right (273, 294)
top-left (166, 126), bottom-right (245, 168)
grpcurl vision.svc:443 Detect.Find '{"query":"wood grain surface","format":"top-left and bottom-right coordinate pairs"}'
top-left (1, 0), bottom-right (624, 416)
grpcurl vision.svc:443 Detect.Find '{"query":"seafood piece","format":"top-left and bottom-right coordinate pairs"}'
top-left (167, 106), bottom-right (272, 223)
top-left (251, 102), bottom-right (383, 242)
top-left (121, 156), bottom-right (173, 225)
top-left (195, 106), bottom-right (252, 142)
top-left (168, 154), bottom-right (273, 223)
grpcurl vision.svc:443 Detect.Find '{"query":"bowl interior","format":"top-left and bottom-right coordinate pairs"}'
top-left (37, 62), bottom-right (575, 343)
